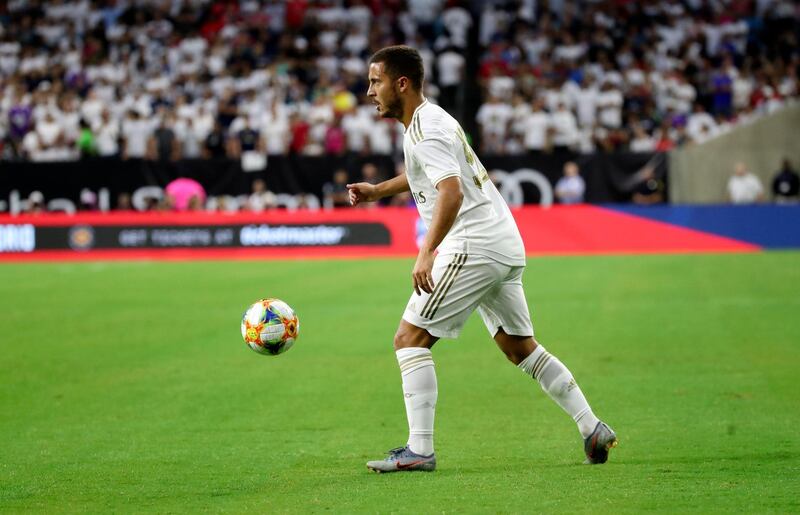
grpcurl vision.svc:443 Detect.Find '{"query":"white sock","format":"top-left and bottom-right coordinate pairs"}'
top-left (518, 345), bottom-right (600, 438)
top-left (396, 347), bottom-right (437, 456)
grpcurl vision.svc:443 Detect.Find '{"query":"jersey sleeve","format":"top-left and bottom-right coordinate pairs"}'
top-left (413, 136), bottom-right (461, 187)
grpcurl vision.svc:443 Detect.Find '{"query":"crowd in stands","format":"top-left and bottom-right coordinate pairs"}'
top-left (1, 0), bottom-right (797, 165)
top-left (473, 0), bottom-right (799, 154)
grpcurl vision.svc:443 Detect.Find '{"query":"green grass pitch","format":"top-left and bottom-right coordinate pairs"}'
top-left (1, 252), bottom-right (799, 513)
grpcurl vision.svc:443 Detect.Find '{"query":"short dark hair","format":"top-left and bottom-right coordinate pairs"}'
top-left (369, 45), bottom-right (424, 91)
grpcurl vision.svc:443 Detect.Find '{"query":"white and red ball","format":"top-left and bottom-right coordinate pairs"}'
top-left (241, 299), bottom-right (299, 355)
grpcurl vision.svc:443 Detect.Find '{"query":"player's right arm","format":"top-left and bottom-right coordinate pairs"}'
top-left (347, 173), bottom-right (410, 206)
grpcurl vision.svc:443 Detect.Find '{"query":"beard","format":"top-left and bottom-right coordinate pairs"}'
top-left (380, 87), bottom-right (404, 119)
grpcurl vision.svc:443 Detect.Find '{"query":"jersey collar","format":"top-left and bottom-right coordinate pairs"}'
top-left (405, 98), bottom-right (428, 133)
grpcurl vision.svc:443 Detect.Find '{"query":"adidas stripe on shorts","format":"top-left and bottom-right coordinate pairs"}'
top-left (402, 253), bottom-right (535, 339)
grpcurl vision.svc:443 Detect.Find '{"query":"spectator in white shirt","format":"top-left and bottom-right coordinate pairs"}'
top-left (80, 88), bottom-right (106, 127)
top-left (555, 161), bottom-right (586, 204)
top-left (629, 124), bottom-right (656, 152)
top-left (175, 117), bottom-right (205, 159)
top-left (441, 5), bottom-right (473, 49)
top-left (550, 102), bottom-right (579, 150)
top-left (92, 109), bottom-right (120, 157)
top-left (686, 104), bottom-right (718, 143)
top-left (368, 114), bottom-right (394, 156)
top-left (341, 106), bottom-right (371, 155)
top-left (522, 98), bottom-right (552, 154)
top-left (35, 111), bottom-right (63, 149)
top-left (667, 72), bottom-right (696, 114)
top-left (596, 80), bottom-right (624, 129)
top-left (574, 75), bottom-right (598, 128)
top-left (121, 110), bottom-right (154, 160)
top-left (728, 162), bottom-right (765, 204)
top-left (476, 95), bottom-right (513, 154)
top-left (436, 47), bottom-right (466, 115)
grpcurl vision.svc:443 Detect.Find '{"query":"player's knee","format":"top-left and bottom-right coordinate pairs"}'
top-left (495, 331), bottom-right (538, 365)
top-left (393, 325), bottom-right (433, 350)
top-left (393, 329), bottom-right (416, 350)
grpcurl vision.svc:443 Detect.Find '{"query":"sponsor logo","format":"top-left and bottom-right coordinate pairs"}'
top-left (396, 460), bottom-right (427, 470)
top-left (0, 224), bottom-right (35, 252)
top-left (240, 225), bottom-right (348, 246)
top-left (491, 168), bottom-right (554, 207)
top-left (68, 225), bottom-right (95, 251)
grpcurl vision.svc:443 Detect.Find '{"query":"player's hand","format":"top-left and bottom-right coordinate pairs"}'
top-left (412, 248), bottom-right (436, 296)
top-left (346, 182), bottom-right (378, 206)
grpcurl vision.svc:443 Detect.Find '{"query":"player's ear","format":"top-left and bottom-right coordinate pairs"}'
top-left (397, 76), bottom-right (409, 92)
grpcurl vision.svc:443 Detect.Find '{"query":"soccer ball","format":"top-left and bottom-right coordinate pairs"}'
top-left (241, 298), bottom-right (300, 355)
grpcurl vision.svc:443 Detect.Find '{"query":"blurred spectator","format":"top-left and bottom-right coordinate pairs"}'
top-left (550, 103), bottom-right (579, 152)
top-left (476, 95), bottom-right (513, 154)
top-left (555, 162), bottom-right (586, 205)
top-left (322, 168), bottom-right (351, 209)
top-left (165, 178), bottom-right (206, 212)
top-left (122, 111), bottom-right (154, 161)
top-left (175, 117), bottom-right (205, 159)
top-left (325, 116), bottom-right (347, 156)
top-left (246, 178), bottom-right (277, 212)
top-left (76, 119), bottom-right (97, 158)
top-left (727, 163), bottom-right (765, 204)
top-left (204, 121), bottom-right (228, 159)
top-left (367, 115), bottom-right (394, 156)
top-left (686, 104), bottom-right (718, 144)
top-left (629, 125), bottom-right (656, 153)
top-left (436, 46), bottom-right (466, 115)
top-left (26, 191), bottom-right (45, 214)
top-left (261, 100), bottom-right (291, 156)
top-left (596, 80), bottom-right (624, 130)
top-left (289, 113), bottom-right (310, 155)
top-left (93, 110), bottom-right (120, 157)
top-left (233, 117), bottom-right (266, 171)
top-left (80, 189), bottom-right (98, 211)
top-left (357, 162), bottom-right (383, 209)
top-left (341, 105), bottom-right (371, 157)
top-left (116, 192), bottom-right (132, 211)
top-left (150, 114), bottom-right (180, 162)
top-left (632, 167), bottom-right (666, 205)
top-left (772, 159), bottom-right (799, 203)
top-left (521, 98), bottom-right (551, 155)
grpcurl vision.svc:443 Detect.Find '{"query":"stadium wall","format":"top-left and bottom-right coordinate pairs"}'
top-left (0, 205), bottom-right (771, 262)
top-left (669, 102), bottom-right (800, 204)
top-left (0, 153), bottom-right (662, 213)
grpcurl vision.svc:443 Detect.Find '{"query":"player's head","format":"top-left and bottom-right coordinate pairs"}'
top-left (367, 45), bottom-right (424, 119)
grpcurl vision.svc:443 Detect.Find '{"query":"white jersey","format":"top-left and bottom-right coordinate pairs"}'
top-left (403, 100), bottom-right (526, 266)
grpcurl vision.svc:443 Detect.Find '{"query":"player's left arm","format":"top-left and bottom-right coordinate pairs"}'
top-left (413, 176), bottom-right (462, 295)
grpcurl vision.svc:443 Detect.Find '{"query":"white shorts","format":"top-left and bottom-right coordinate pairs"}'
top-left (402, 252), bottom-right (535, 340)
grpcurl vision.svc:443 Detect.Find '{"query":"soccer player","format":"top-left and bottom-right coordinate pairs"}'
top-left (347, 46), bottom-right (616, 473)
